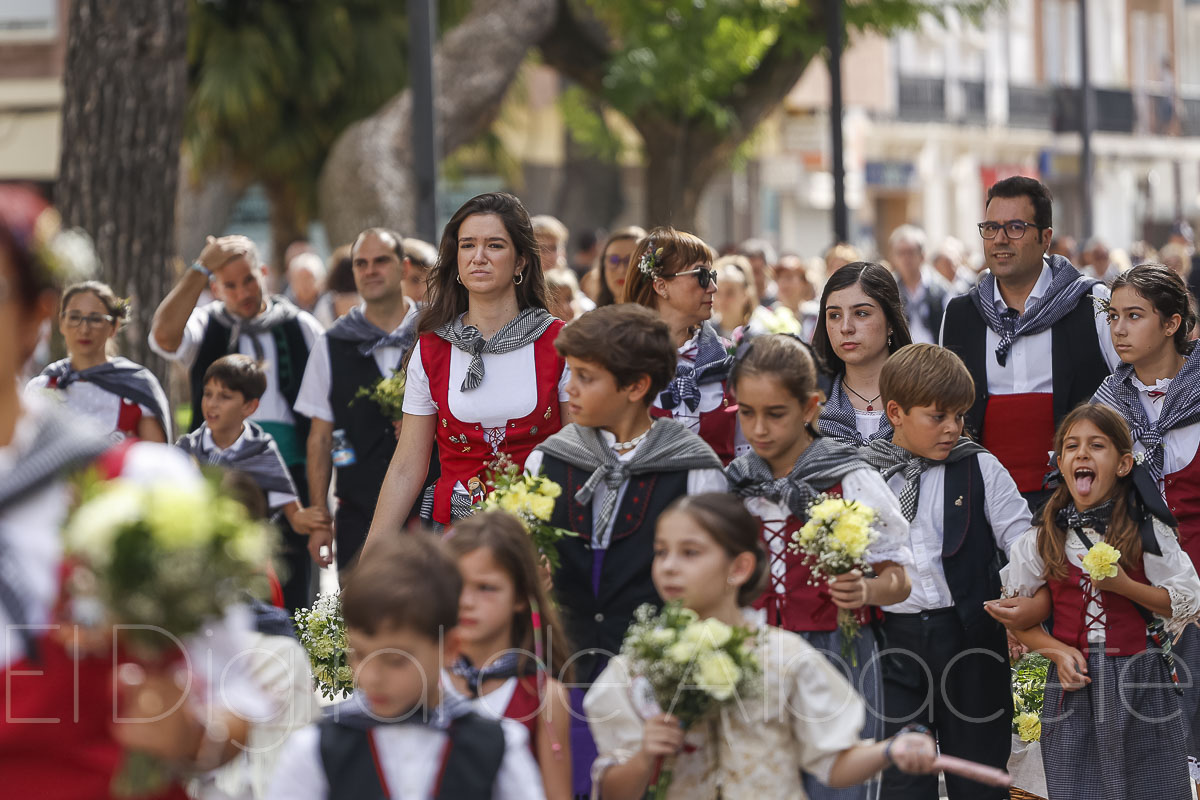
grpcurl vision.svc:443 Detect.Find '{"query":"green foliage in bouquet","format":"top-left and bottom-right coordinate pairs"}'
top-left (294, 591), bottom-right (354, 700)
top-left (475, 453), bottom-right (577, 569)
top-left (354, 370), bottom-right (406, 421)
top-left (1012, 653), bottom-right (1049, 742)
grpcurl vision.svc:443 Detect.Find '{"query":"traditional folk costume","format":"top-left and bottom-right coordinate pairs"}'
top-left (818, 373), bottom-right (893, 447)
top-left (1003, 501), bottom-right (1200, 800)
top-left (941, 255), bottom-right (1118, 505)
top-left (175, 421), bottom-right (299, 515)
top-left (149, 294), bottom-right (322, 611)
top-left (586, 619), bottom-right (869, 799)
top-left (726, 436), bottom-right (912, 800)
top-left (649, 321), bottom-right (747, 464)
top-left (30, 356), bottom-right (173, 442)
top-left (448, 652), bottom-right (547, 757)
top-left (0, 404), bottom-right (266, 798)
top-left (265, 690), bottom-right (544, 800)
top-left (295, 301), bottom-right (422, 567)
top-left (404, 309), bottom-right (566, 525)
top-left (861, 437), bottom-right (1031, 800)
top-left (526, 418), bottom-right (725, 795)
top-left (1093, 342), bottom-right (1200, 780)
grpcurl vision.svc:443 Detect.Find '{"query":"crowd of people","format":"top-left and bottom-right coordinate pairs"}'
top-left (6, 172), bottom-right (1200, 800)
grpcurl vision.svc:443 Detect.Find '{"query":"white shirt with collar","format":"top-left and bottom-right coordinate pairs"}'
top-left (883, 451), bottom-right (1032, 613)
top-left (524, 428), bottom-right (727, 549)
top-left (295, 299), bottom-right (419, 423)
top-left (938, 259), bottom-right (1121, 394)
top-left (897, 267), bottom-right (947, 345)
top-left (264, 709), bottom-right (545, 800)
top-left (149, 300), bottom-right (324, 427)
top-left (198, 422), bottom-right (298, 510)
top-left (1128, 373), bottom-right (1200, 494)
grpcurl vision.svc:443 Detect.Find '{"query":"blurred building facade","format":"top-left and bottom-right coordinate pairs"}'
top-left (0, 0), bottom-right (66, 195)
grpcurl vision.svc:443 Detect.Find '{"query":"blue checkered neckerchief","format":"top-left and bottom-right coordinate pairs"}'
top-left (450, 651), bottom-right (527, 697)
top-left (659, 322), bottom-right (733, 412)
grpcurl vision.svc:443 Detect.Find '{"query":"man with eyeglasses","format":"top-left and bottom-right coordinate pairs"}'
top-left (940, 176), bottom-right (1119, 512)
top-left (150, 234), bottom-right (324, 612)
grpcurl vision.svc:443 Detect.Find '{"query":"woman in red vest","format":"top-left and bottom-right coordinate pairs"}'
top-left (368, 192), bottom-right (567, 539)
top-left (622, 225), bottom-right (744, 464)
top-left (0, 186), bottom-right (252, 797)
top-left (29, 280), bottom-right (171, 442)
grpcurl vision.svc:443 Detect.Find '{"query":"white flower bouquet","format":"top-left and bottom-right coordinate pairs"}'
top-left (620, 602), bottom-right (761, 799)
top-left (789, 494), bottom-right (878, 665)
top-left (475, 453), bottom-right (577, 569)
top-left (293, 591), bottom-right (354, 701)
top-left (61, 475), bottom-right (273, 796)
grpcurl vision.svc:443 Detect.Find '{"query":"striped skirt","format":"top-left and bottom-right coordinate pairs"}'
top-left (1041, 647), bottom-right (1191, 800)
top-left (798, 626), bottom-right (883, 800)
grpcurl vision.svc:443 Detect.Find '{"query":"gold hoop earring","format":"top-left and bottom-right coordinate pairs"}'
top-left (513, 272), bottom-right (525, 286)
top-left (456, 273), bottom-right (463, 285)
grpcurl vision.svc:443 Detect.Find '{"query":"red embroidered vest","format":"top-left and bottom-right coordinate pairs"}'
top-left (420, 322), bottom-right (565, 524)
top-left (1165, 439), bottom-right (1200, 569)
top-left (502, 676), bottom-right (541, 754)
top-left (1047, 561), bottom-right (1154, 656)
top-left (650, 380), bottom-right (738, 465)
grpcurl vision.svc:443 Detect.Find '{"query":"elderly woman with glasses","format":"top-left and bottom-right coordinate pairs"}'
top-left (623, 225), bottom-right (747, 463)
top-left (27, 279), bottom-right (170, 442)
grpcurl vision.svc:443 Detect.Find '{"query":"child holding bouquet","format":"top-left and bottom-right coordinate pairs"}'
top-left (860, 344), bottom-right (1030, 800)
top-left (585, 493), bottom-right (940, 799)
top-left (997, 403), bottom-right (1200, 799)
top-left (725, 333), bottom-right (913, 800)
top-left (444, 510), bottom-right (574, 800)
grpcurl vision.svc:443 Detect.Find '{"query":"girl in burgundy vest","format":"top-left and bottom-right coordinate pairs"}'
top-left (623, 226), bottom-right (745, 463)
top-left (367, 192), bottom-right (569, 539)
top-left (444, 511), bottom-right (573, 800)
top-left (1092, 263), bottom-right (1200, 783)
top-left (1002, 404), bottom-right (1200, 800)
top-left (725, 334), bottom-right (914, 800)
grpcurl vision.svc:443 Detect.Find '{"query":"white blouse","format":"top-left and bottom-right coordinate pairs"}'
top-left (585, 623), bottom-right (867, 797)
top-left (742, 467), bottom-right (914, 587)
top-left (25, 376), bottom-right (155, 441)
top-left (1002, 519), bottom-right (1200, 640)
top-left (854, 410), bottom-right (884, 442)
top-left (1126, 374), bottom-right (1200, 493)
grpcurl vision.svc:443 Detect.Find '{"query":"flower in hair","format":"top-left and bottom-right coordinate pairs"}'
top-left (638, 240), bottom-right (665, 278)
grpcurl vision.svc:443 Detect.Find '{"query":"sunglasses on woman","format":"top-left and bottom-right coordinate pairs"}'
top-left (663, 267), bottom-right (719, 290)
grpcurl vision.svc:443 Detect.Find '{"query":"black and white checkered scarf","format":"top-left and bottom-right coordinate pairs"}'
top-left (861, 437), bottom-right (986, 521)
top-left (435, 307), bottom-right (555, 391)
top-left (326, 303), bottom-right (420, 360)
top-left (726, 436), bottom-right (868, 519)
top-left (175, 422), bottom-right (298, 497)
top-left (41, 356), bottom-right (173, 440)
top-left (817, 373), bottom-right (893, 446)
top-left (209, 295), bottom-right (301, 361)
top-left (967, 255), bottom-right (1097, 367)
top-left (1093, 342), bottom-right (1200, 483)
top-left (659, 322), bottom-right (733, 412)
top-left (534, 419), bottom-right (723, 547)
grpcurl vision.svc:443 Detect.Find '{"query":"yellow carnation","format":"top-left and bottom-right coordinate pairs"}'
top-left (808, 498), bottom-right (847, 522)
top-left (696, 651), bottom-right (741, 701)
top-left (794, 519), bottom-right (820, 546)
top-left (538, 479), bottom-right (563, 499)
top-left (832, 519), bottom-right (871, 558)
top-left (144, 485), bottom-right (212, 549)
top-left (498, 489), bottom-right (527, 515)
top-left (1081, 542), bottom-right (1121, 580)
top-left (528, 494), bottom-right (555, 521)
top-left (1016, 711), bottom-right (1041, 742)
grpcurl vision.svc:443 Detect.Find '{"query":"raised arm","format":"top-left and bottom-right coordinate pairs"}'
top-left (363, 412), bottom-right (436, 554)
top-left (151, 236), bottom-right (249, 353)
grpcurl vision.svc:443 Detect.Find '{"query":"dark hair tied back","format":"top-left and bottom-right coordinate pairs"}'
top-left (1110, 263), bottom-right (1197, 355)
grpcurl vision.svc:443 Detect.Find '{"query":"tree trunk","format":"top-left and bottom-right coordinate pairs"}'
top-left (175, 153), bottom-right (248, 264)
top-left (318, 0), bottom-right (556, 245)
top-left (57, 0), bottom-right (188, 376)
top-left (637, 115), bottom-right (727, 232)
top-left (264, 177), bottom-right (308, 279)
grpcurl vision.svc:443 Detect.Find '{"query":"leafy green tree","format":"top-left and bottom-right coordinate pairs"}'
top-left (186, 0), bottom-right (412, 265)
top-left (542, 0), bottom-right (989, 229)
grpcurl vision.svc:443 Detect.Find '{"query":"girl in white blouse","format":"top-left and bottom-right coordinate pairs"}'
top-left (585, 493), bottom-right (936, 800)
top-left (998, 404), bottom-right (1200, 800)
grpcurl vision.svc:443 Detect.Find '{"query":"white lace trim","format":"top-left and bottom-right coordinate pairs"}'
top-left (1164, 589), bottom-right (1200, 638)
top-left (590, 751), bottom-right (634, 800)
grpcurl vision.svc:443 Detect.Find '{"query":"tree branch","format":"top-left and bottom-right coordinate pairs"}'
top-left (537, 0), bottom-right (611, 95)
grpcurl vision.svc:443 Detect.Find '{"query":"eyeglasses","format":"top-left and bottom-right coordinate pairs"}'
top-left (977, 220), bottom-right (1042, 240)
top-left (606, 253), bottom-right (630, 271)
top-left (63, 312), bottom-right (115, 328)
top-left (663, 267), bottom-right (719, 290)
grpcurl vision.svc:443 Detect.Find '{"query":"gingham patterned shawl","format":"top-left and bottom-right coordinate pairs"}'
top-left (435, 307), bottom-right (555, 392)
top-left (658, 322), bottom-right (734, 412)
top-left (326, 304), bottom-right (420, 360)
top-left (967, 254), bottom-right (1097, 366)
top-left (40, 356), bottom-right (174, 440)
top-left (725, 436), bottom-right (869, 519)
top-left (1092, 342), bottom-right (1200, 483)
top-left (817, 373), bottom-right (893, 446)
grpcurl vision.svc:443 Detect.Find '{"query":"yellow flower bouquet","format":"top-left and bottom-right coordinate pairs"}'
top-left (789, 494), bottom-right (878, 665)
top-left (475, 453), bottom-right (577, 569)
top-left (1081, 541), bottom-right (1121, 580)
top-left (354, 369), bottom-right (406, 421)
top-left (621, 602), bottom-right (761, 800)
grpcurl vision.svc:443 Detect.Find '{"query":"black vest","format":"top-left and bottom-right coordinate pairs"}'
top-left (541, 453), bottom-right (689, 681)
top-left (942, 291), bottom-right (1109, 441)
top-left (328, 337), bottom-right (398, 521)
top-left (318, 712), bottom-right (505, 799)
top-left (941, 454), bottom-right (1003, 632)
top-left (189, 312), bottom-right (311, 444)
